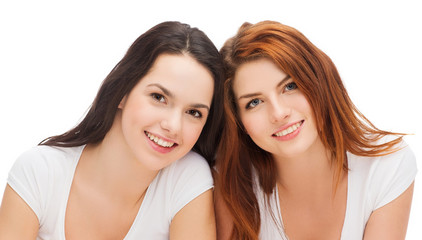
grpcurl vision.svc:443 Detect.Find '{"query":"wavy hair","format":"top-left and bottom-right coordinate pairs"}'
top-left (40, 21), bottom-right (224, 166)
top-left (216, 20), bottom-right (404, 239)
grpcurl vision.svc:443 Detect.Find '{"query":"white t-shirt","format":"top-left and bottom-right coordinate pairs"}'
top-left (257, 139), bottom-right (417, 240)
top-left (7, 145), bottom-right (213, 240)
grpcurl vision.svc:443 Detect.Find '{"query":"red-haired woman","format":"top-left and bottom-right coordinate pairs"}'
top-left (215, 20), bottom-right (416, 240)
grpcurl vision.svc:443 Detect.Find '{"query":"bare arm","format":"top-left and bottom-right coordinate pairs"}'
top-left (169, 189), bottom-right (216, 240)
top-left (214, 186), bottom-right (233, 240)
top-left (363, 182), bottom-right (414, 240)
top-left (0, 184), bottom-right (39, 240)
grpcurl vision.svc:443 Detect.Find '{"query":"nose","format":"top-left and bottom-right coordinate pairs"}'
top-left (160, 110), bottom-right (182, 137)
top-left (269, 97), bottom-right (290, 124)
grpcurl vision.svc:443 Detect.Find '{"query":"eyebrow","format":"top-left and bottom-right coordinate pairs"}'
top-left (147, 83), bottom-right (174, 98)
top-left (191, 103), bottom-right (210, 112)
top-left (238, 75), bottom-right (291, 100)
top-left (147, 83), bottom-right (210, 112)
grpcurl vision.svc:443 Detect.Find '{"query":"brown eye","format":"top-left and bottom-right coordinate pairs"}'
top-left (186, 109), bottom-right (202, 118)
top-left (151, 93), bottom-right (166, 103)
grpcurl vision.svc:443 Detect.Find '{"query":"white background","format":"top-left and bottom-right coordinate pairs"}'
top-left (0, 0), bottom-right (420, 238)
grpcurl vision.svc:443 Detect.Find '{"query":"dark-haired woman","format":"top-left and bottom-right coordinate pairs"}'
top-left (215, 20), bottom-right (416, 240)
top-left (0, 21), bottom-right (223, 239)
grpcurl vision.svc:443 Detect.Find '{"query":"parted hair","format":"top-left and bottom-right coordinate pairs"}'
top-left (216, 20), bottom-right (403, 240)
top-left (40, 21), bottom-right (224, 166)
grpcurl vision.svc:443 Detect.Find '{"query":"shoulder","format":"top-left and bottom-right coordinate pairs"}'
top-left (12, 146), bottom-right (63, 174)
top-left (156, 150), bottom-right (213, 190)
top-left (348, 136), bottom-right (417, 210)
top-left (8, 145), bottom-right (84, 199)
top-left (164, 151), bottom-right (212, 181)
top-left (11, 145), bottom-right (83, 175)
top-left (348, 136), bottom-right (416, 173)
top-left (158, 151), bottom-right (213, 217)
top-left (376, 138), bottom-right (416, 171)
top-left (9, 144), bottom-right (84, 183)
top-left (164, 150), bottom-right (213, 186)
top-left (6, 145), bottom-right (83, 222)
top-left (172, 151), bottom-right (211, 169)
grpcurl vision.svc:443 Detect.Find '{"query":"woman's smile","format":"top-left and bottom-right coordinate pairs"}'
top-left (272, 120), bottom-right (304, 141)
top-left (145, 130), bottom-right (178, 154)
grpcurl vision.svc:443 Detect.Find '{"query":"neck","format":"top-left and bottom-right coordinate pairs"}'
top-left (77, 113), bottom-right (157, 206)
top-left (274, 139), bottom-right (339, 196)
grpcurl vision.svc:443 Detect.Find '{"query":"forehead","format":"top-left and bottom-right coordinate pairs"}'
top-left (147, 53), bottom-right (211, 80)
top-left (139, 53), bottom-right (214, 102)
top-left (233, 58), bottom-right (288, 95)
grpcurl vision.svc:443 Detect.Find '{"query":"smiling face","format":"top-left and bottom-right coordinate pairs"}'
top-left (233, 58), bottom-right (322, 160)
top-left (117, 53), bottom-right (214, 170)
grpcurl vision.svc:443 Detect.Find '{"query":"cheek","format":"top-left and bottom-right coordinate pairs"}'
top-left (291, 92), bottom-right (311, 111)
top-left (294, 96), bottom-right (319, 135)
top-left (183, 121), bottom-right (206, 145)
top-left (122, 103), bottom-right (145, 127)
top-left (120, 100), bottom-right (159, 136)
top-left (297, 97), bottom-right (314, 121)
top-left (240, 113), bottom-right (265, 138)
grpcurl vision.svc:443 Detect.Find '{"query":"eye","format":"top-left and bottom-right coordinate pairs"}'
top-left (186, 109), bottom-right (202, 118)
top-left (284, 82), bottom-right (298, 91)
top-left (246, 99), bottom-right (262, 109)
top-left (151, 93), bottom-right (166, 103)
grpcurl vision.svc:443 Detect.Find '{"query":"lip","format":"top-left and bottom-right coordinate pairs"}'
top-left (144, 131), bottom-right (178, 154)
top-left (272, 120), bottom-right (304, 141)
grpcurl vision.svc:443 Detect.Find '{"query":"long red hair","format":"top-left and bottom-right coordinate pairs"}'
top-left (215, 21), bottom-right (404, 240)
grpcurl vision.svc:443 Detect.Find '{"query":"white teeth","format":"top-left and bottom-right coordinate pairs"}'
top-left (146, 132), bottom-right (175, 148)
top-left (275, 122), bottom-right (302, 137)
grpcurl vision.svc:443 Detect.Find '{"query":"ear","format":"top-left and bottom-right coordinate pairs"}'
top-left (118, 95), bottom-right (127, 109)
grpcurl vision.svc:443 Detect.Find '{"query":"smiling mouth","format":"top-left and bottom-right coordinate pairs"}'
top-left (273, 120), bottom-right (304, 137)
top-left (145, 131), bottom-right (177, 148)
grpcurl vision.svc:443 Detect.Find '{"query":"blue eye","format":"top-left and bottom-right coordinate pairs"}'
top-left (186, 109), bottom-right (202, 118)
top-left (246, 99), bottom-right (262, 109)
top-left (285, 82), bottom-right (298, 91)
top-left (151, 93), bottom-right (166, 103)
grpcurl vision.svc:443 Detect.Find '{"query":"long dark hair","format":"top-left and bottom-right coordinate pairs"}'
top-left (216, 20), bottom-right (404, 239)
top-left (40, 21), bottom-right (224, 166)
